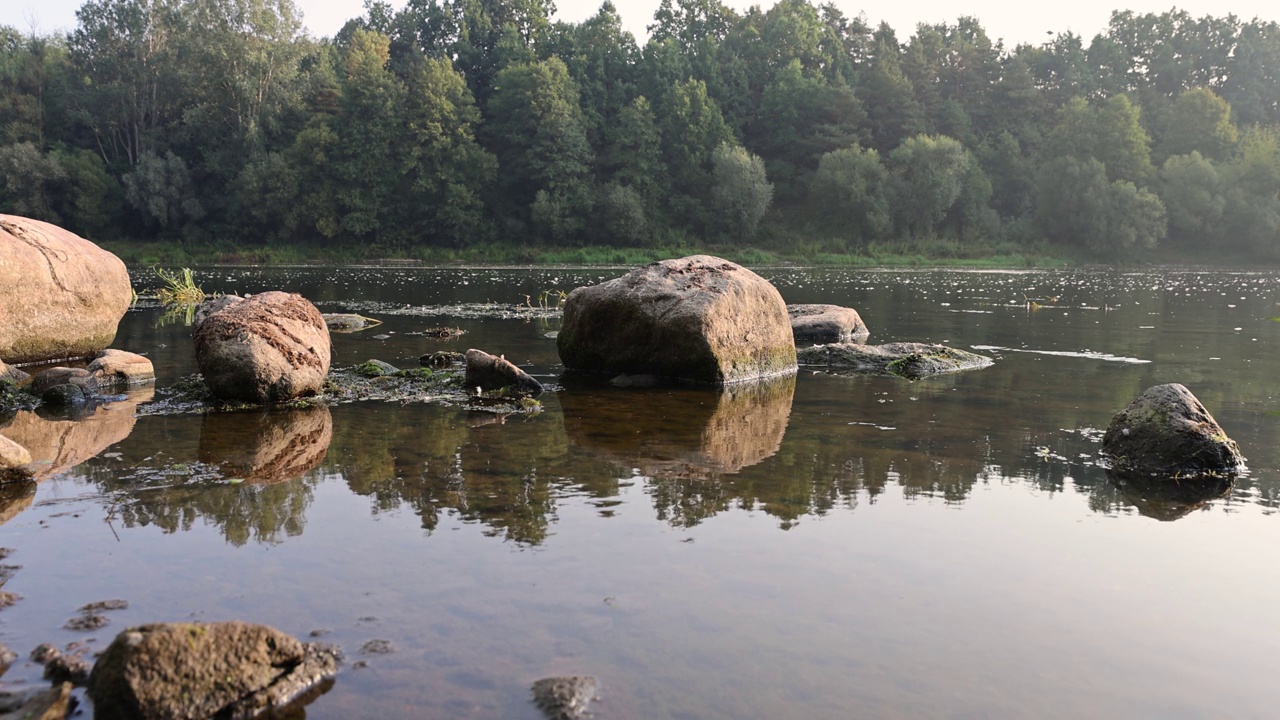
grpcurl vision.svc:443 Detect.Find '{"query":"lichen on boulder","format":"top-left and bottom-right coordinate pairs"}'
top-left (1102, 383), bottom-right (1244, 479)
top-left (557, 255), bottom-right (797, 385)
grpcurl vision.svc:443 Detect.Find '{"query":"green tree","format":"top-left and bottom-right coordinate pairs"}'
top-left (1036, 156), bottom-right (1166, 258)
top-left (0, 141), bottom-right (66, 220)
top-left (1046, 95), bottom-right (1153, 184)
top-left (887, 134), bottom-right (971, 238)
top-left (811, 144), bottom-right (891, 244)
top-left (1157, 87), bottom-right (1237, 163)
top-left (1158, 151), bottom-right (1225, 246)
top-left (710, 143), bottom-right (772, 238)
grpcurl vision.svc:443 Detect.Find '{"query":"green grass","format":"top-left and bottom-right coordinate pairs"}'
top-left (153, 267), bottom-right (207, 304)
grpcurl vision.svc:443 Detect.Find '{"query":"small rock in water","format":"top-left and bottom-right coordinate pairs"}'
top-left (79, 599), bottom-right (128, 613)
top-left (531, 676), bottom-right (598, 720)
top-left (372, 334), bottom-right (392, 340)
top-left (39, 383), bottom-right (88, 408)
top-left (44, 652), bottom-right (91, 685)
top-left (65, 613), bottom-right (110, 631)
top-left (360, 639), bottom-right (394, 655)
top-left (464, 349), bottom-right (543, 396)
top-left (421, 351), bottom-right (465, 368)
top-left (0, 681), bottom-right (71, 720)
top-left (30, 643), bottom-right (60, 664)
top-left (0, 641), bottom-right (16, 676)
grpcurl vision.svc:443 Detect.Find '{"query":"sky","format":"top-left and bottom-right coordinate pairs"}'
top-left (3, 0), bottom-right (1279, 49)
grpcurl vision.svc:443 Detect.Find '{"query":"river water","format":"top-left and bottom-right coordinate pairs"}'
top-left (2, 266), bottom-right (1280, 719)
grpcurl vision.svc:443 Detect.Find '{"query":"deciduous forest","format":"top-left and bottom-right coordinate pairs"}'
top-left (1, 0), bottom-right (1279, 262)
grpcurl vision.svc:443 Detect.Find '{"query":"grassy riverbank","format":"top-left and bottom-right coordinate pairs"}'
top-left (102, 239), bottom-right (1075, 269)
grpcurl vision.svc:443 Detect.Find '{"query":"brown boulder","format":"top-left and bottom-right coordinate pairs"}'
top-left (88, 349), bottom-right (156, 388)
top-left (198, 406), bottom-right (333, 484)
top-left (87, 621), bottom-right (339, 720)
top-left (0, 435), bottom-right (31, 484)
top-left (0, 360), bottom-right (28, 386)
top-left (787, 304), bottom-right (869, 344)
top-left (1102, 383), bottom-right (1244, 478)
top-left (0, 215), bottom-right (132, 364)
top-left (29, 367), bottom-right (95, 394)
top-left (557, 256), bottom-right (797, 385)
top-left (464, 349), bottom-right (543, 395)
top-left (193, 292), bottom-right (331, 403)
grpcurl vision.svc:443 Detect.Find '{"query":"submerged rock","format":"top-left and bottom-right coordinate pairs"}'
top-left (87, 621), bottom-right (339, 720)
top-left (1102, 383), bottom-right (1244, 479)
top-left (557, 255), bottom-right (797, 385)
top-left (788, 304), bottom-right (869, 345)
top-left (194, 291), bottom-right (331, 403)
top-left (798, 342), bottom-right (993, 378)
top-left (321, 313), bottom-right (383, 333)
top-left (421, 351), bottom-right (465, 369)
top-left (0, 215), bottom-right (132, 364)
top-left (531, 676), bottom-right (598, 720)
top-left (464, 349), bottom-right (543, 396)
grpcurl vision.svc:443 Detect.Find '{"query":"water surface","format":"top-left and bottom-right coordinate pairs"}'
top-left (2, 267), bottom-right (1280, 719)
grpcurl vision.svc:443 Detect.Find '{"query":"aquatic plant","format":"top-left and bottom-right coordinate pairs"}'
top-left (153, 267), bottom-right (206, 305)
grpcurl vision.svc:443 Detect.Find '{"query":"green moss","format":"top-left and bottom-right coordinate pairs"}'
top-left (355, 361), bottom-right (391, 378)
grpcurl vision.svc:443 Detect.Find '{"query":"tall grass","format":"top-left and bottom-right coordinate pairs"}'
top-left (154, 267), bottom-right (206, 305)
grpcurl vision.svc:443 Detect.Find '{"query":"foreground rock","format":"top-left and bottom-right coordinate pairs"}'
top-left (193, 292), bottom-right (331, 403)
top-left (558, 256), bottom-right (796, 385)
top-left (798, 342), bottom-right (993, 378)
top-left (1102, 383), bottom-right (1244, 479)
top-left (464, 349), bottom-right (543, 395)
top-left (0, 682), bottom-right (71, 720)
top-left (0, 436), bottom-right (31, 484)
top-left (531, 676), bottom-right (598, 720)
top-left (87, 621), bottom-right (339, 720)
top-left (788, 304), bottom-right (869, 345)
top-left (0, 215), bottom-right (133, 364)
top-left (0, 361), bottom-right (27, 386)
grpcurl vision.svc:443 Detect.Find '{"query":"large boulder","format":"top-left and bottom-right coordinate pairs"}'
top-left (788, 304), bottom-right (869, 345)
top-left (88, 349), bottom-right (156, 389)
top-left (798, 342), bottom-right (993, 378)
top-left (0, 215), bottom-right (132, 364)
top-left (1102, 383), bottom-right (1244, 478)
top-left (193, 292), bottom-right (331, 403)
top-left (87, 622), bottom-right (340, 720)
top-left (557, 256), bottom-right (796, 385)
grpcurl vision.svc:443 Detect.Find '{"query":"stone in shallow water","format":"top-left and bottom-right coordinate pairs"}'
top-left (88, 350), bottom-right (155, 389)
top-left (531, 676), bottom-right (598, 720)
top-left (464, 349), bottom-right (543, 395)
top-left (797, 342), bottom-right (993, 378)
top-left (787, 304), bottom-right (869, 345)
top-left (1102, 383), bottom-right (1244, 479)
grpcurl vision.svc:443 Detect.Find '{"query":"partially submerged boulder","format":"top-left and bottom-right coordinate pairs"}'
top-left (557, 256), bottom-right (797, 385)
top-left (0, 682), bottom-right (71, 720)
top-left (1102, 383), bottom-right (1244, 479)
top-left (531, 676), bottom-right (598, 720)
top-left (0, 360), bottom-right (28, 386)
top-left (0, 215), bottom-right (132, 364)
top-left (788, 304), bottom-right (869, 345)
top-left (464, 349), bottom-right (543, 395)
top-left (798, 342), bottom-right (993, 378)
top-left (88, 349), bottom-right (156, 389)
top-left (29, 367), bottom-right (95, 395)
top-left (193, 292), bottom-right (331, 403)
top-left (87, 621), bottom-right (339, 720)
top-left (321, 313), bottom-right (383, 333)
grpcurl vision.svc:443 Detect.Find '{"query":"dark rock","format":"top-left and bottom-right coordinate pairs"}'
top-left (87, 349), bottom-right (156, 388)
top-left (193, 291), bottom-right (331, 403)
top-left (609, 373), bottom-right (659, 388)
top-left (321, 313), bottom-right (382, 333)
top-left (39, 383), bottom-right (87, 408)
top-left (0, 641), bottom-right (15, 676)
top-left (464, 349), bottom-right (543, 396)
top-left (30, 367), bottom-right (95, 395)
top-left (359, 639), bottom-right (394, 655)
top-left (30, 643), bottom-right (60, 664)
top-left (1102, 383), bottom-right (1245, 479)
top-left (44, 653), bottom-right (91, 685)
top-left (788, 304), bottom-right (869, 345)
top-left (79, 598), bottom-right (128, 613)
top-left (0, 214), bottom-right (132, 364)
top-left (531, 676), bottom-right (598, 720)
top-left (0, 360), bottom-right (28, 387)
top-left (557, 255), bottom-right (797, 385)
top-left (797, 342), bottom-right (994, 378)
top-left (87, 621), bottom-right (339, 720)
top-left (0, 681), bottom-right (71, 720)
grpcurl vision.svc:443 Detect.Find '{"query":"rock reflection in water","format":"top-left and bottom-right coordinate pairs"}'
top-left (0, 387), bottom-right (152, 481)
top-left (0, 478), bottom-right (35, 525)
top-left (198, 406), bottom-right (334, 484)
top-left (561, 376), bottom-right (795, 480)
top-left (1106, 471), bottom-right (1235, 521)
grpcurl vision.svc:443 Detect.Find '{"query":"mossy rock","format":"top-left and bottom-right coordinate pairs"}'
top-left (798, 342), bottom-right (993, 378)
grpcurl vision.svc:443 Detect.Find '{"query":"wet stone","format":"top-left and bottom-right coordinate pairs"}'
top-left (44, 653), bottom-right (91, 685)
top-left (79, 599), bottom-right (128, 613)
top-left (65, 613), bottom-right (110, 631)
top-left (360, 639), bottom-right (395, 655)
top-left (30, 643), bottom-right (60, 664)
top-left (0, 591), bottom-right (20, 609)
top-left (531, 676), bottom-right (598, 720)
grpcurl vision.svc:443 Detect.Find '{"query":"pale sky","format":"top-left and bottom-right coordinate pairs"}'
top-left (3, 0), bottom-right (1278, 49)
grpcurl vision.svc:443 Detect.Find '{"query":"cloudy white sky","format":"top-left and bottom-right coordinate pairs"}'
top-left (3, 0), bottom-right (1278, 48)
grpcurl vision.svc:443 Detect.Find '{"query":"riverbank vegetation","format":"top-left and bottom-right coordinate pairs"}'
top-left (1, 1), bottom-right (1278, 265)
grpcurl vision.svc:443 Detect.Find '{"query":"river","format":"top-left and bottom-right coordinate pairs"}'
top-left (2, 266), bottom-right (1279, 718)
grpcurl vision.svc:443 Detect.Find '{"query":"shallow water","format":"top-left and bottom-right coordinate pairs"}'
top-left (3, 266), bottom-right (1280, 718)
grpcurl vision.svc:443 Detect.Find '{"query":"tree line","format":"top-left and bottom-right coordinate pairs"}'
top-left (2, 0), bottom-right (1279, 261)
